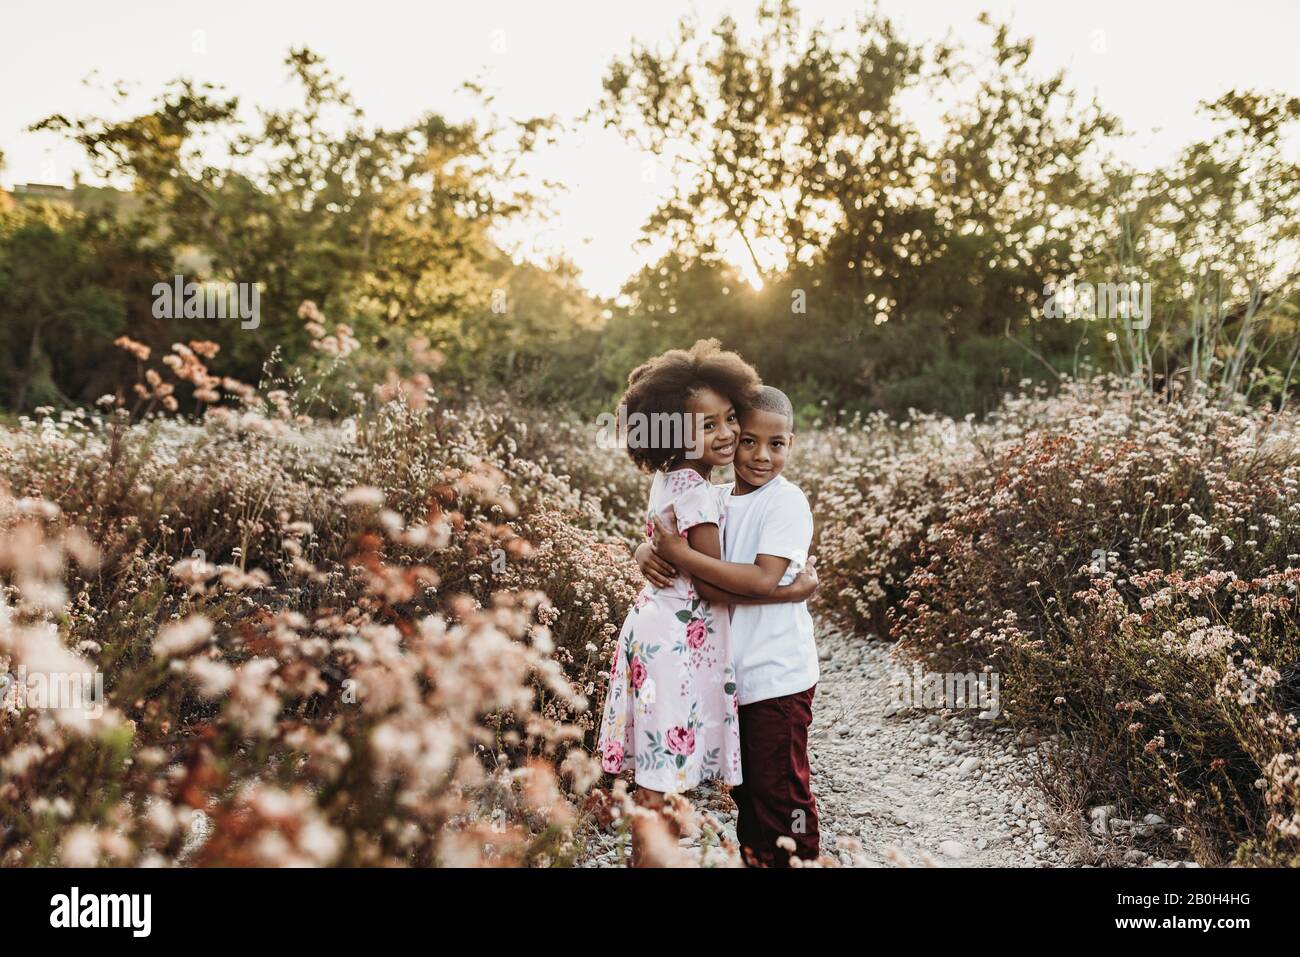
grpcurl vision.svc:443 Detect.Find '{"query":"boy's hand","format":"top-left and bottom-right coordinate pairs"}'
top-left (651, 514), bottom-right (689, 560)
top-left (633, 541), bottom-right (678, 589)
top-left (789, 556), bottom-right (819, 601)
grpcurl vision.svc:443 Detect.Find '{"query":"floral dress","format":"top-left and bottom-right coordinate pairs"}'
top-left (598, 468), bottom-right (742, 792)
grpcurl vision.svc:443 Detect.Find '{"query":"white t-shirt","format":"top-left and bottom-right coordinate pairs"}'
top-left (721, 475), bottom-right (819, 705)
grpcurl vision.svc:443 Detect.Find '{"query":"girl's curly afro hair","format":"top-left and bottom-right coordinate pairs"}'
top-left (619, 338), bottom-right (762, 472)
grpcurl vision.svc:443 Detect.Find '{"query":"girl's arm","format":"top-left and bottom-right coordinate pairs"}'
top-left (654, 515), bottom-right (790, 598)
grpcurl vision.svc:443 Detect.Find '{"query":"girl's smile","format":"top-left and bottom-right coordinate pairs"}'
top-left (684, 387), bottom-right (740, 469)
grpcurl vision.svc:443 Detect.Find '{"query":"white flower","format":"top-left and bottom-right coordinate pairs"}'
top-left (59, 825), bottom-right (101, 867)
top-left (342, 486), bottom-right (385, 507)
top-left (154, 615), bottom-right (214, 659)
top-left (188, 657), bottom-right (235, 698)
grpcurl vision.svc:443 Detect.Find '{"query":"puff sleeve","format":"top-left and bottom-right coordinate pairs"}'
top-left (669, 475), bottom-right (722, 534)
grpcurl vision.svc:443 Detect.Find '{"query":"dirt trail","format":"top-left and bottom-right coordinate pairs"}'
top-left (805, 623), bottom-right (1065, 867)
top-left (580, 620), bottom-right (1069, 867)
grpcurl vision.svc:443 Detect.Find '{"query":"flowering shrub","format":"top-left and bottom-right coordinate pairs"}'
top-left (13, 321), bottom-right (1296, 868)
top-left (809, 377), bottom-right (1300, 865)
top-left (787, 409), bottom-right (983, 633)
top-left (0, 325), bottom-right (641, 867)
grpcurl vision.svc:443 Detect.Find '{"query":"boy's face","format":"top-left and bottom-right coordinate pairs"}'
top-left (733, 407), bottom-right (794, 491)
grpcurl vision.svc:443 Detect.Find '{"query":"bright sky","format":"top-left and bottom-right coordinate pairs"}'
top-left (3, 0), bottom-right (1297, 297)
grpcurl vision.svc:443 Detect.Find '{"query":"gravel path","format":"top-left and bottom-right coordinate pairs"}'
top-left (807, 623), bottom-right (1066, 867)
top-left (579, 619), bottom-right (1069, 867)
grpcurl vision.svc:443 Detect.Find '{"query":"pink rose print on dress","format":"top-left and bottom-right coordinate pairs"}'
top-left (602, 740), bottom-right (625, 773)
top-left (686, 617), bottom-right (708, 649)
top-left (595, 467), bottom-right (742, 793)
top-left (665, 726), bottom-right (696, 756)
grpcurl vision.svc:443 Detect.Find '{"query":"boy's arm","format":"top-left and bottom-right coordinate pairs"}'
top-left (653, 515), bottom-right (789, 598)
top-left (633, 541), bottom-right (818, 604)
top-left (693, 562), bottom-right (817, 605)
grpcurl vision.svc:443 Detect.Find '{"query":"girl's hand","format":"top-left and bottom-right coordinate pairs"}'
top-left (633, 541), bottom-right (678, 589)
top-left (651, 514), bottom-right (689, 560)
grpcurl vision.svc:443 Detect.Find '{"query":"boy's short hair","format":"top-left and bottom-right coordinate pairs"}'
top-left (620, 339), bottom-right (762, 472)
top-left (746, 386), bottom-right (795, 431)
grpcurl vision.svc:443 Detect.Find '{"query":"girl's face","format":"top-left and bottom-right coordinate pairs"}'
top-left (684, 387), bottom-right (738, 470)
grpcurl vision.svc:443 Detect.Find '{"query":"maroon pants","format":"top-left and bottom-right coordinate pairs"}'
top-left (731, 685), bottom-right (819, 867)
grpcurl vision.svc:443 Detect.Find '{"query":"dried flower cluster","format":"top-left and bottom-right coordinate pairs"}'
top-left (0, 317), bottom-right (646, 867)
top-left (798, 376), bottom-right (1300, 865)
top-left (13, 330), bottom-right (1296, 868)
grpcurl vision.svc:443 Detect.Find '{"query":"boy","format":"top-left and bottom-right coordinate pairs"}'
top-left (634, 386), bottom-right (820, 866)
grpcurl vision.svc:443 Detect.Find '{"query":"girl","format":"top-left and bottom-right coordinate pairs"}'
top-left (596, 339), bottom-right (809, 862)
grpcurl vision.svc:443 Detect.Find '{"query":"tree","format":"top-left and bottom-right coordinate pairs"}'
top-left (32, 49), bottom-right (552, 388)
top-left (1079, 90), bottom-right (1300, 404)
top-left (0, 202), bottom-right (168, 410)
top-left (596, 2), bottom-right (1119, 415)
